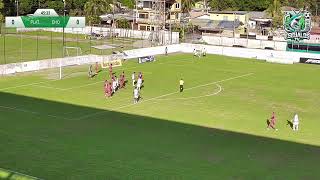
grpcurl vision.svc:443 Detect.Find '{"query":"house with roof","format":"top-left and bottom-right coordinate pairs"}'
top-left (100, 11), bottom-right (136, 28)
top-left (189, 11), bottom-right (248, 36)
top-left (209, 11), bottom-right (249, 23)
top-left (248, 11), bottom-right (272, 35)
top-left (135, 0), bottom-right (182, 31)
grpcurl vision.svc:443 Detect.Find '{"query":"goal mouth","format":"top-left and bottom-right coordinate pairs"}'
top-left (63, 46), bottom-right (82, 57)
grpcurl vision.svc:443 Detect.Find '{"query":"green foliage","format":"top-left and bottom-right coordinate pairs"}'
top-left (119, 0), bottom-right (134, 9)
top-left (84, 0), bottom-right (112, 25)
top-left (46, 1), bottom-right (64, 14)
top-left (209, 0), bottom-right (271, 11)
top-left (266, 0), bottom-right (283, 28)
top-left (182, 0), bottom-right (195, 13)
top-left (207, 0), bottom-right (319, 14)
top-left (18, 0), bottom-right (37, 15)
top-left (209, 0), bottom-right (238, 11)
top-left (0, 0), bottom-right (3, 22)
top-left (116, 17), bottom-right (130, 28)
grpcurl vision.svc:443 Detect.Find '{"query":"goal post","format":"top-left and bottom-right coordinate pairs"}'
top-left (60, 46), bottom-right (83, 79)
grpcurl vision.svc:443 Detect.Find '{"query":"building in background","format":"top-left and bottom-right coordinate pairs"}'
top-left (100, 10), bottom-right (135, 28)
top-left (135, 0), bottom-right (182, 31)
top-left (248, 11), bottom-right (272, 36)
top-left (189, 11), bottom-right (248, 36)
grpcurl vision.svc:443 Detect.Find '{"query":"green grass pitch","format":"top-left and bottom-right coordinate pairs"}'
top-left (0, 54), bottom-right (320, 179)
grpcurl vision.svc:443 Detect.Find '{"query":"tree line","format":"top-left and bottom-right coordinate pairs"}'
top-left (182, 0), bottom-right (319, 14)
top-left (0, 0), bottom-right (133, 17)
top-left (0, 0), bottom-right (319, 26)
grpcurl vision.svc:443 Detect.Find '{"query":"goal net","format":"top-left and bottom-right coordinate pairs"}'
top-left (64, 46), bottom-right (82, 57)
top-left (58, 46), bottom-right (83, 79)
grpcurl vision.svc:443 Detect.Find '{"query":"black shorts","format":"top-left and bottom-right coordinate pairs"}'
top-left (180, 85), bottom-right (183, 91)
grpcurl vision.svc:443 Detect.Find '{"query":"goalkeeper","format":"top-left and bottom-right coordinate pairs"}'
top-left (88, 65), bottom-right (94, 78)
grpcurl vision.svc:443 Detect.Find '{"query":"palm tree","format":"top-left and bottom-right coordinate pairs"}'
top-left (182, 0), bottom-right (195, 13)
top-left (84, 0), bottom-right (112, 25)
top-left (266, 0), bottom-right (282, 29)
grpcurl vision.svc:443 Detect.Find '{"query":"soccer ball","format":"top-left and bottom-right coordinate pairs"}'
top-left (305, 13), bottom-right (310, 19)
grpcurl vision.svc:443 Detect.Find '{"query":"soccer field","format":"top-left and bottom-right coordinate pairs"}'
top-left (0, 54), bottom-right (320, 179)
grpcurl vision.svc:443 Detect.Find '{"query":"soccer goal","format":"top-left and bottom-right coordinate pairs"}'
top-left (59, 46), bottom-right (83, 80)
top-left (64, 46), bottom-right (82, 57)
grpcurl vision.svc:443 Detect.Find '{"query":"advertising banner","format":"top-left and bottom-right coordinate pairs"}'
top-left (300, 57), bottom-right (320, 65)
top-left (284, 10), bottom-right (311, 41)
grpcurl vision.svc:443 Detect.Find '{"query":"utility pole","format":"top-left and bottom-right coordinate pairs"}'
top-left (63, 0), bottom-right (66, 47)
top-left (112, 0), bottom-right (115, 44)
top-left (61, 0), bottom-right (66, 80)
top-left (233, 13), bottom-right (235, 38)
top-left (15, 0), bottom-right (19, 16)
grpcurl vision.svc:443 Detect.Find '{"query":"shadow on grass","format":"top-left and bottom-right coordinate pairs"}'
top-left (0, 91), bottom-right (319, 180)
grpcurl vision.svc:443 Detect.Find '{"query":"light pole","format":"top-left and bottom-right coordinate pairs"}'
top-left (60, 0), bottom-right (66, 80)
top-left (63, 0), bottom-right (66, 47)
top-left (15, 0), bottom-right (19, 16)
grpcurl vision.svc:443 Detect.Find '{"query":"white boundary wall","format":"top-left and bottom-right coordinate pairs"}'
top-left (202, 36), bottom-right (288, 51)
top-left (180, 43), bottom-right (320, 64)
top-left (1, 43), bottom-right (320, 75)
top-left (0, 54), bottom-right (124, 75)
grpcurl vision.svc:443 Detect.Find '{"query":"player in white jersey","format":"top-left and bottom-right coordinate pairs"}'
top-left (115, 76), bottom-right (119, 88)
top-left (292, 113), bottom-right (299, 131)
top-left (132, 72), bottom-right (136, 86)
top-left (179, 78), bottom-right (184, 92)
top-left (137, 77), bottom-right (142, 91)
top-left (112, 80), bottom-right (117, 93)
top-left (202, 47), bottom-right (206, 57)
top-left (133, 87), bottom-right (139, 104)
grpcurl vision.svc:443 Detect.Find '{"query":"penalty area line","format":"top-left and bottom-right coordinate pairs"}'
top-left (0, 105), bottom-right (73, 121)
top-left (154, 84), bottom-right (223, 101)
top-left (77, 73), bottom-right (253, 120)
top-left (0, 79), bottom-right (60, 91)
top-left (0, 167), bottom-right (43, 180)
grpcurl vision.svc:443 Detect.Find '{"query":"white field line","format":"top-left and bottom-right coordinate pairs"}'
top-left (0, 79), bottom-right (60, 91)
top-left (77, 73), bottom-right (253, 120)
top-left (0, 64), bottom-right (142, 92)
top-left (62, 80), bottom-right (105, 91)
top-left (32, 84), bottom-right (66, 91)
top-left (0, 167), bottom-right (43, 180)
top-left (154, 84), bottom-right (222, 100)
top-left (0, 105), bottom-right (72, 121)
top-left (0, 57), bottom-right (194, 92)
top-left (32, 73), bottom-right (151, 91)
